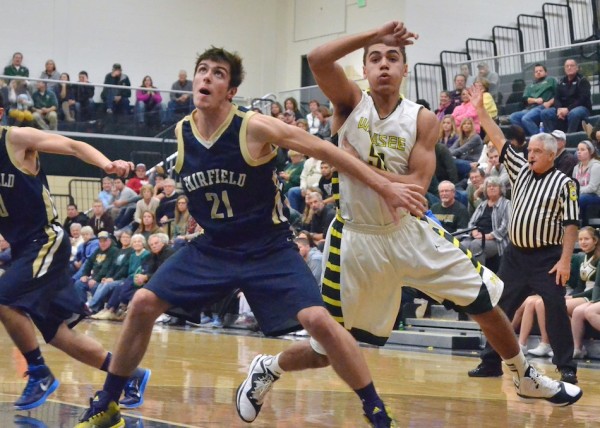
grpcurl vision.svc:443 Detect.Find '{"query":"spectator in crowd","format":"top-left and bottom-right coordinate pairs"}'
top-left (438, 114), bottom-right (458, 148)
top-left (71, 226), bottom-right (99, 279)
top-left (314, 106), bottom-right (332, 141)
top-left (552, 130), bottom-right (577, 177)
top-left (98, 176), bottom-right (115, 209)
top-left (573, 140), bottom-right (600, 225)
top-left (280, 150), bottom-right (305, 195)
top-left (112, 177), bottom-right (139, 230)
top-left (509, 64), bottom-right (556, 136)
top-left (452, 89), bottom-right (480, 134)
top-left (74, 71), bottom-right (95, 122)
top-left (287, 156), bottom-right (321, 213)
top-left (435, 90), bottom-right (455, 121)
top-left (155, 178), bottom-right (179, 227)
top-left (460, 63), bottom-right (476, 87)
top-left (467, 167), bottom-right (486, 215)
top-left (281, 109), bottom-right (296, 126)
top-left (63, 203), bottom-right (89, 235)
top-left (296, 118), bottom-right (308, 131)
top-left (171, 195), bottom-right (200, 247)
top-left (305, 99), bottom-right (320, 135)
top-left (484, 146), bottom-right (510, 189)
top-left (90, 199), bottom-right (115, 236)
top-left (318, 161), bottom-right (335, 205)
top-left (506, 124), bottom-right (528, 157)
top-left (69, 223), bottom-right (84, 262)
top-left (295, 237), bottom-right (323, 284)
top-left (165, 70), bottom-right (193, 125)
top-left (131, 184), bottom-right (160, 233)
top-left (430, 181), bottom-right (469, 234)
top-left (88, 231), bottom-right (133, 314)
top-left (541, 59), bottom-right (591, 133)
top-left (283, 96), bottom-right (303, 120)
top-left (32, 81), bottom-right (58, 130)
top-left (55, 72), bottom-right (76, 123)
top-left (449, 74), bottom-right (467, 107)
top-left (92, 233), bottom-right (151, 321)
top-left (476, 62), bottom-right (499, 100)
top-left (4, 52), bottom-right (29, 81)
top-left (7, 79), bottom-right (33, 126)
top-left (135, 210), bottom-right (164, 241)
top-left (435, 138), bottom-right (459, 185)
top-left (73, 231), bottom-right (119, 303)
top-left (270, 101), bottom-right (283, 118)
top-left (306, 192), bottom-right (335, 247)
top-left (135, 75), bottom-right (163, 126)
top-left (462, 177), bottom-right (511, 266)
top-left (505, 78), bottom-right (527, 107)
top-left (0, 234), bottom-right (12, 275)
top-left (101, 63), bottom-right (131, 115)
top-left (474, 78), bottom-right (498, 123)
top-left (450, 117), bottom-right (483, 180)
top-left (515, 226), bottom-right (600, 357)
top-left (126, 163), bottom-right (149, 195)
top-left (39, 59), bottom-right (60, 91)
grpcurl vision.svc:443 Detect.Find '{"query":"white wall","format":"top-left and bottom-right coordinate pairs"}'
top-left (1, 0), bottom-right (555, 100)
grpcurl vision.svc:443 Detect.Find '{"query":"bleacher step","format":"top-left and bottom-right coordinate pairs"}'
top-left (404, 318), bottom-right (481, 331)
top-left (387, 329), bottom-right (481, 350)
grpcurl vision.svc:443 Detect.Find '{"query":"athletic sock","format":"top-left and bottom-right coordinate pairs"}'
top-left (103, 372), bottom-right (130, 403)
top-left (504, 351), bottom-right (528, 380)
top-left (100, 352), bottom-right (112, 372)
top-left (355, 382), bottom-right (383, 412)
top-left (263, 354), bottom-right (283, 376)
top-left (23, 348), bottom-right (45, 367)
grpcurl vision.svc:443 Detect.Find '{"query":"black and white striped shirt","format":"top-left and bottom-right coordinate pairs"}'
top-left (502, 143), bottom-right (579, 249)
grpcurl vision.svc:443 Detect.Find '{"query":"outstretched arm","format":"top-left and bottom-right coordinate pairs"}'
top-left (308, 21), bottom-right (418, 115)
top-left (7, 127), bottom-right (133, 176)
top-left (248, 114), bottom-right (427, 218)
top-left (467, 86), bottom-right (506, 154)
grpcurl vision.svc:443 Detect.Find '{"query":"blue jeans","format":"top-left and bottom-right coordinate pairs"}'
top-left (541, 106), bottom-right (589, 133)
top-left (579, 193), bottom-right (600, 225)
top-left (104, 89), bottom-right (130, 114)
top-left (88, 280), bottom-right (122, 312)
top-left (510, 106), bottom-right (543, 136)
top-left (454, 159), bottom-right (473, 181)
top-left (135, 101), bottom-right (164, 124)
top-left (165, 99), bottom-right (193, 125)
top-left (287, 186), bottom-right (304, 212)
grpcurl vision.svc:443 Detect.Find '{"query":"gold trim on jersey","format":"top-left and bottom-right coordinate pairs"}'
top-left (240, 112), bottom-right (277, 167)
top-left (189, 105), bottom-right (237, 148)
top-left (174, 119), bottom-right (185, 174)
top-left (33, 224), bottom-right (63, 278)
top-left (322, 218), bottom-right (344, 325)
top-left (429, 221), bottom-right (483, 275)
top-left (270, 172), bottom-right (287, 225)
top-left (5, 127), bottom-right (39, 176)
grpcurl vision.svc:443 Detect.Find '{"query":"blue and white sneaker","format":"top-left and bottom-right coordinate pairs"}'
top-left (514, 365), bottom-right (582, 406)
top-left (119, 368), bottom-right (151, 409)
top-left (14, 365), bottom-right (60, 410)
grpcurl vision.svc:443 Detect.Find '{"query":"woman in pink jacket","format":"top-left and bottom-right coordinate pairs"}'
top-left (452, 89), bottom-right (480, 134)
top-left (135, 75), bottom-right (163, 125)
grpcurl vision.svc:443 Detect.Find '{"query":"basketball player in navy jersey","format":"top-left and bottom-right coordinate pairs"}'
top-left (75, 47), bottom-right (427, 428)
top-left (0, 96), bottom-right (152, 413)
top-left (238, 21), bottom-right (581, 427)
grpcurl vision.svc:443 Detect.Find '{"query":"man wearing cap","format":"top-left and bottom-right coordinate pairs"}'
top-left (127, 163), bottom-right (149, 195)
top-left (101, 63), bottom-right (131, 115)
top-left (477, 62), bottom-right (499, 100)
top-left (552, 130), bottom-right (577, 177)
top-left (73, 231), bottom-right (119, 306)
top-left (509, 64), bottom-right (557, 136)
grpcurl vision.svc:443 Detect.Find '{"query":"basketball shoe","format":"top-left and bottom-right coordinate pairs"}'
top-left (119, 368), bottom-right (152, 409)
top-left (364, 403), bottom-right (398, 427)
top-left (75, 390), bottom-right (124, 428)
top-left (14, 365), bottom-right (60, 410)
top-left (514, 365), bottom-right (582, 406)
top-left (236, 354), bottom-right (280, 422)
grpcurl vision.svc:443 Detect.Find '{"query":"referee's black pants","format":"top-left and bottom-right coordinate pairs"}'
top-left (480, 243), bottom-right (577, 371)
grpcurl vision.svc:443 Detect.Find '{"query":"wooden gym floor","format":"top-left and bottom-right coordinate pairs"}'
top-left (0, 320), bottom-right (598, 427)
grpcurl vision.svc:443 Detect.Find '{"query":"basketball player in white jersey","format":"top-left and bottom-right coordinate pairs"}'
top-left (237, 21), bottom-right (581, 428)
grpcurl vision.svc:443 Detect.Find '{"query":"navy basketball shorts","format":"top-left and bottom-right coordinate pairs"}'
top-left (145, 238), bottom-right (325, 336)
top-left (0, 232), bottom-right (86, 342)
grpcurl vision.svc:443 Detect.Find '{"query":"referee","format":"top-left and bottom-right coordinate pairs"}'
top-left (468, 86), bottom-right (579, 384)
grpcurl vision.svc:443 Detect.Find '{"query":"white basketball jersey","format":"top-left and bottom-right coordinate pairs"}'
top-left (337, 92), bottom-right (421, 226)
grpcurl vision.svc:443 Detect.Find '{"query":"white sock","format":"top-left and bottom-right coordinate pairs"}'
top-left (504, 351), bottom-right (528, 379)
top-left (264, 353), bottom-right (284, 376)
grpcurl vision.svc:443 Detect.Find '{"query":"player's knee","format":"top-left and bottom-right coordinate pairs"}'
top-left (128, 289), bottom-right (166, 320)
top-left (310, 351), bottom-right (330, 368)
top-left (299, 307), bottom-right (337, 340)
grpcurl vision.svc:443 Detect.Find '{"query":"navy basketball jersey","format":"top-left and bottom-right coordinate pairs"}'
top-left (174, 105), bottom-right (289, 247)
top-left (0, 126), bottom-right (60, 248)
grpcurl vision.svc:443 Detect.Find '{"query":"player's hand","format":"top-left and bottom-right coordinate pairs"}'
top-left (104, 160), bottom-right (134, 177)
top-left (467, 86), bottom-right (484, 109)
top-left (378, 21), bottom-right (418, 48)
top-left (549, 259), bottom-right (570, 286)
top-left (381, 182), bottom-right (426, 221)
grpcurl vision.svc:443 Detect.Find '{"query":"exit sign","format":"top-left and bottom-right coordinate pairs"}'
top-left (357, 0), bottom-right (366, 7)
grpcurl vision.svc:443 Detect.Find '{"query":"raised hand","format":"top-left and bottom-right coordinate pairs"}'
top-left (104, 160), bottom-right (134, 177)
top-left (378, 21), bottom-right (419, 48)
top-left (467, 85), bottom-right (484, 109)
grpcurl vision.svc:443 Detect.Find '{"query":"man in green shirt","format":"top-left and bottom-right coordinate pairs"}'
top-left (32, 81), bottom-right (58, 130)
top-left (3, 52), bottom-right (29, 81)
top-left (509, 63), bottom-right (556, 136)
